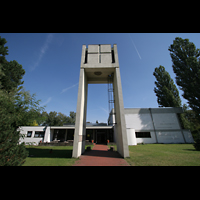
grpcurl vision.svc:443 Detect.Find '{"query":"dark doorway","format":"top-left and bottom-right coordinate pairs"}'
top-left (67, 129), bottom-right (74, 140)
top-left (96, 131), bottom-right (106, 144)
top-left (53, 129), bottom-right (66, 142)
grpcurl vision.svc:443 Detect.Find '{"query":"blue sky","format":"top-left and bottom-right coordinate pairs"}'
top-left (1, 33), bottom-right (200, 123)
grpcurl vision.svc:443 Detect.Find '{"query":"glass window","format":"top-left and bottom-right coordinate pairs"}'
top-left (34, 131), bottom-right (45, 138)
top-left (135, 132), bottom-right (151, 138)
top-left (27, 131), bottom-right (32, 137)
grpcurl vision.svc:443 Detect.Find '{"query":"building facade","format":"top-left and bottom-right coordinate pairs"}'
top-left (18, 44), bottom-right (194, 156)
top-left (124, 107), bottom-right (193, 144)
top-left (19, 107), bottom-right (194, 146)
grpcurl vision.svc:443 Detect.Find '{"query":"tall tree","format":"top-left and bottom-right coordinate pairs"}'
top-left (0, 36), bottom-right (43, 165)
top-left (0, 36), bottom-right (8, 88)
top-left (0, 37), bottom-right (25, 92)
top-left (153, 65), bottom-right (182, 107)
top-left (168, 37), bottom-right (200, 121)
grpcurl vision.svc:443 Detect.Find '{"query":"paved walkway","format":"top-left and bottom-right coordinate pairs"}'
top-left (73, 144), bottom-right (129, 166)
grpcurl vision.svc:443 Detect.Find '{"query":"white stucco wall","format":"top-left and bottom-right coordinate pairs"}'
top-left (152, 113), bottom-right (181, 130)
top-left (126, 129), bottom-right (137, 145)
top-left (125, 114), bottom-right (154, 130)
top-left (124, 108), bottom-right (194, 145)
top-left (19, 126), bottom-right (46, 145)
top-left (125, 112), bottom-right (181, 131)
top-left (156, 131), bottom-right (185, 143)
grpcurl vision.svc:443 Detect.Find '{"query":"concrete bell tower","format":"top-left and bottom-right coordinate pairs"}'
top-left (72, 44), bottom-right (129, 158)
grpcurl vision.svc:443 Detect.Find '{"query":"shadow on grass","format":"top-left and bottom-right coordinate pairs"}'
top-left (27, 148), bottom-right (73, 158)
top-left (183, 149), bottom-right (197, 151)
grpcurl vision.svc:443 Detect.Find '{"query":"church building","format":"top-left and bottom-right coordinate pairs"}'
top-left (19, 107), bottom-right (193, 146)
top-left (19, 44), bottom-right (194, 158)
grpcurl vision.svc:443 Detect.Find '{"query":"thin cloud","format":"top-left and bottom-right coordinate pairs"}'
top-left (40, 97), bottom-right (52, 106)
top-left (60, 82), bottom-right (79, 94)
top-left (30, 33), bottom-right (54, 71)
top-left (129, 33), bottom-right (142, 60)
top-left (99, 107), bottom-right (109, 115)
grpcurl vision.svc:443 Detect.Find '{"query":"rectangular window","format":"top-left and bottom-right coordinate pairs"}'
top-left (34, 131), bottom-right (45, 138)
top-left (111, 49), bottom-right (115, 63)
top-left (135, 132), bottom-right (151, 138)
top-left (27, 131), bottom-right (32, 137)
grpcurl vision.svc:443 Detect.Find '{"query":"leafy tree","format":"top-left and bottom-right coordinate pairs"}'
top-left (15, 89), bottom-right (44, 126)
top-left (36, 111), bottom-right (48, 126)
top-left (42, 111), bottom-right (76, 126)
top-left (46, 111), bottom-right (59, 126)
top-left (0, 36), bottom-right (43, 165)
top-left (182, 104), bottom-right (200, 131)
top-left (1, 60), bottom-right (25, 93)
top-left (0, 36), bottom-right (28, 165)
top-left (29, 120), bottom-right (39, 126)
top-left (0, 90), bottom-right (28, 165)
top-left (168, 37), bottom-right (200, 121)
top-left (153, 65), bottom-right (182, 107)
top-left (0, 36), bottom-right (8, 88)
top-left (182, 104), bottom-right (200, 141)
top-left (57, 112), bottom-right (68, 126)
top-left (153, 65), bottom-right (187, 129)
top-left (168, 37), bottom-right (200, 150)
top-left (0, 37), bottom-right (25, 92)
top-left (68, 111), bottom-right (76, 123)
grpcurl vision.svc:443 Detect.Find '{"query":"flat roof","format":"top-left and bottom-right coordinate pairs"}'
top-left (124, 107), bottom-right (183, 114)
top-left (50, 125), bottom-right (113, 129)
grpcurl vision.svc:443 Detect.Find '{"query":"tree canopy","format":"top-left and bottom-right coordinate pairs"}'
top-left (0, 36), bottom-right (44, 165)
top-left (168, 37), bottom-right (200, 121)
top-left (153, 65), bottom-right (181, 107)
top-left (41, 111), bottom-right (76, 126)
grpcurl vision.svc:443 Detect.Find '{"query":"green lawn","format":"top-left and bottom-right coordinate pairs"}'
top-left (23, 144), bottom-right (200, 166)
top-left (23, 145), bottom-right (94, 166)
top-left (125, 144), bottom-right (200, 166)
top-left (23, 146), bottom-right (77, 166)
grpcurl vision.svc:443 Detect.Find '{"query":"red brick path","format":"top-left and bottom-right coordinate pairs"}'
top-left (73, 144), bottom-right (129, 166)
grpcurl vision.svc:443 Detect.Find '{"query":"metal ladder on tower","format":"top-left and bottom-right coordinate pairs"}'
top-left (108, 73), bottom-right (116, 125)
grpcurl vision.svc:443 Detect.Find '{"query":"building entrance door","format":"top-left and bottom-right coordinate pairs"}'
top-left (96, 132), bottom-right (106, 144)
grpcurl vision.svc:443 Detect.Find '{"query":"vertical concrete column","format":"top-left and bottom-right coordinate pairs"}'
top-left (72, 69), bottom-right (88, 158)
top-left (64, 129), bottom-right (68, 141)
top-left (113, 68), bottom-right (129, 158)
top-left (73, 44), bottom-right (129, 158)
top-left (50, 129), bottom-right (54, 141)
top-left (43, 126), bottom-right (50, 142)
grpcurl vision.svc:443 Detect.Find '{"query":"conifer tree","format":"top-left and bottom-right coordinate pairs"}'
top-left (153, 65), bottom-right (181, 107)
top-left (0, 90), bottom-right (28, 165)
top-left (168, 37), bottom-right (200, 121)
top-left (0, 36), bottom-right (28, 165)
top-left (0, 36), bottom-right (43, 165)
